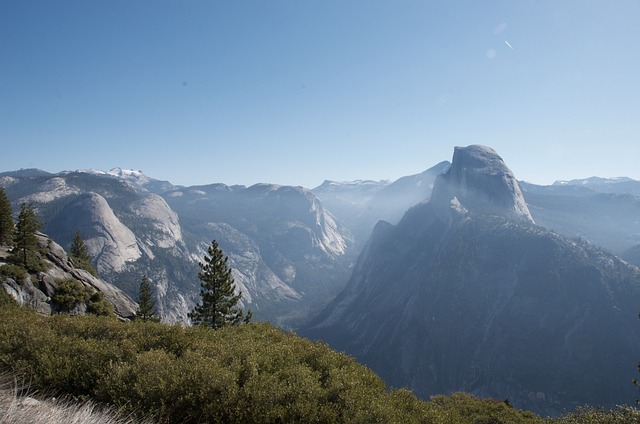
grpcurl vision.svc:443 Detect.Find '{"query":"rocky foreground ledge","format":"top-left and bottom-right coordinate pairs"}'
top-left (0, 232), bottom-right (137, 320)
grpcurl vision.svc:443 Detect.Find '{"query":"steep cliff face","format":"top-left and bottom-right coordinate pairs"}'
top-left (47, 192), bottom-right (142, 274)
top-left (130, 194), bottom-right (183, 250)
top-left (430, 145), bottom-right (533, 224)
top-left (304, 145), bottom-right (640, 415)
top-left (1, 233), bottom-right (137, 319)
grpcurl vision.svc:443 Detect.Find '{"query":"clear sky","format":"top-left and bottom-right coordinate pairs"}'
top-left (1, 1), bottom-right (639, 188)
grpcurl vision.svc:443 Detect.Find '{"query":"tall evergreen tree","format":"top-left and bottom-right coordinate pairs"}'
top-left (136, 275), bottom-right (159, 322)
top-left (189, 240), bottom-right (251, 328)
top-left (69, 232), bottom-right (97, 276)
top-left (11, 203), bottom-right (42, 269)
top-left (0, 187), bottom-right (14, 245)
top-left (70, 232), bottom-right (91, 262)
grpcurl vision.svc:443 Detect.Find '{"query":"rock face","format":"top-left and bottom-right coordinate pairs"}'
top-left (303, 145), bottom-right (640, 415)
top-left (47, 193), bottom-right (142, 273)
top-left (130, 194), bottom-right (183, 249)
top-left (430, 145), bottom-right (533, 223)
top-left (1, 171), bottom-right (356, 326)
top-left (164, 183), bottom-right (356, 325)
top-left (1, 233), bottom-right (137, 319)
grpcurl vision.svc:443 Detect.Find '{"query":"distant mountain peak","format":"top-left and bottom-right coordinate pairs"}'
top-left (431, 145), bottom-right (534, 223)
top-left (107, 167), bottom-right (146, 178)
top-left (80, 167), bottom-right (149, 180)
top-left (553, 176), bottom-right (636, 186)
top-left (76, 167), bottom-right (175, 195)
top-left (0, 168), bottom-right (52, 178)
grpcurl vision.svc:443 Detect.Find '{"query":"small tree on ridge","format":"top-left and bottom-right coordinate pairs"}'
top-left (11, 203), bottom-right (42, 270)
top-left (189, 240), bottom-right (251, 328)
top-left (69, 232), bottom-right (97, 276)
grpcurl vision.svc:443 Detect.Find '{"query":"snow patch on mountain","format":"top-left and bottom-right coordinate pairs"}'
top-left (554, 176), bottom-right (636, 186)
top-left (81, 168), bottom-right (147, 180)
top-left (316, 180), bottom-right (391, 190)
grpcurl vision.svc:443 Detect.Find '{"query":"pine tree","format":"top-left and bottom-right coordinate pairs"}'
top-left (69, 232), bottom-right (97, 276)
top-left (11, 203), bottom-right (42, 270)
top-left (0, 187), bottom-right (14, 246)
top-left (136, 275), bottom-right (159, 322)
top-left (70, 232), bottom-right (91, 262)
top-left (189, 240), bottom-right (251, 328)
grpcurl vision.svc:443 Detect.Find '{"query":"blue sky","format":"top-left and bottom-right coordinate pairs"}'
top-left (1, 1), bottom-right (639, 188)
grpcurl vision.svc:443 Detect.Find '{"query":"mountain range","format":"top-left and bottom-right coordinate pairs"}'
top-left (0, 170), bottom-right (360, 326)
top-left (3, 147), bottom-right (640, 415)
top-left (0, 160), bottom-right (466, 325)
top-left (303, 145), bottom-right (640, 415)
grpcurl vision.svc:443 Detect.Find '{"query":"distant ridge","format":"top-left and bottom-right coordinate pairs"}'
top-left (0, 168), bottom-right (52, 178)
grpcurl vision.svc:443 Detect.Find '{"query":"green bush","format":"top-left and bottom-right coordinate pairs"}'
top-left (0, 302), bottom-right (636, 424)
top-left (548, 405), bottom-right (640, 423)
top-left (86, 291), bottom-right (114, 317)
top-left (0, 303), bottom-right (545, 424)
top-left (427, 392), bottom-right (540, 423)
top-left (0, 286), bottom-right (17, 306)
top-left (0, 263), bottom-right (27, 284)
top-left (51, 279), bottom-right (89, 313)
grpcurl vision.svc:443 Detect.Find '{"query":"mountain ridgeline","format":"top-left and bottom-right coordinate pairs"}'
top-left (303, 145), bottom-right (640, 415)
top-left (0, 171), bottom-right (356, 326)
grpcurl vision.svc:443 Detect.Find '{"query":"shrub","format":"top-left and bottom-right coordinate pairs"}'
top-left (548, 405), bottom-right (640, 423)
top-left (1, 303), bottom-right (634, 424)
top-left (86, 292), bottom-right (114, 317)
top-left (51, 279), bottom-right (89, 313)
top-left (0, 285), bottom-right (17, 306)
top-left (0, 305), bottom-right (437, 423)
top-left (0, 264), bottom-right (27, 284)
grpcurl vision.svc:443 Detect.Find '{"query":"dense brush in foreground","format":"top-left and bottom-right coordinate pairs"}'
top-left (0, 291), bottom-right (638, 423)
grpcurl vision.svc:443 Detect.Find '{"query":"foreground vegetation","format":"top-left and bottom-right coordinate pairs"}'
top-left (0, 291), bottom-right (638, 423)
top-left (0, 371), bottom-right (140, 424)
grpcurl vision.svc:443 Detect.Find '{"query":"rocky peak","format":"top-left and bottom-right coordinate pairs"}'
top-left (130, 194), bottom-right (183, 249)
top-left (430, 145), bottom-right (534, 223)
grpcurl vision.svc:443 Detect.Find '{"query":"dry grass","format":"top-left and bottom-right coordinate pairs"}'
top-left (0, 371), bottom-right (143, 424)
